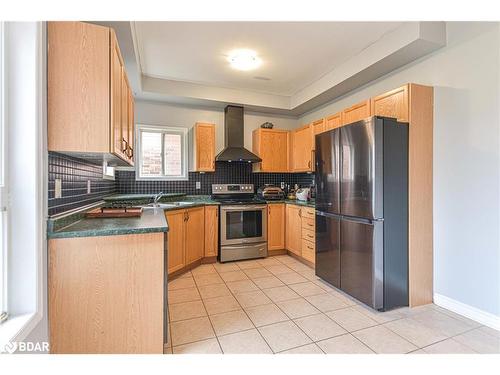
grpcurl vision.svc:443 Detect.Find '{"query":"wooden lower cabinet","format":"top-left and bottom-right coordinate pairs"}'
top-left (267, 203), bottom-right (285, 250)
top-left (285, 204), bottom-right (316, 264)
top-left (285, 204), bottom-right (302, 256)
top-left (185, 207), bottom-right (205, 263)
top-left (301, 239), bottom-right (315, 264)
top-left (166, 207), bottom-right (213, 275)
top-left (204, 206), bottom-right (218, 257)
top-left (166, 209), bottom-right (186, 274)
top-left (48, 233), bottom-right (165, 353)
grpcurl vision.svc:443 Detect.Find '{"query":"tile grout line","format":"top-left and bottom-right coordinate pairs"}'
top-left (168, 255), bottom-right (490, 354)
top-left (214, 261), bottom-right (276, 354)
top-left (190, 263), bottom-right (225, 354)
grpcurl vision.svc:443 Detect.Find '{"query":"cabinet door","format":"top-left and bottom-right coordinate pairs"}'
top-left (325, 112), bottom-right (342, 132)
top-left (127, 85), bottom-right (135, 164)
top-left (121, 71), bottom-right (131, 161)
top-left (195, 123), bottom-right (216, 172)
top-left (256, 129), bottom-right (289, 172)
top-left (311, 119), bottom-right (325, 136)
top-left (285, 205), bottom-right (302, 256)
top-left (48, 22), bottom-right (110, 153)
top-left (268, 204), bottom-right (285, 250)
top-left (371, 84), bottom-right (409, 122)
top-left (185, 207), bottom-right (205, 264)
top-left (111, 30), bottom-right (127, 162)
top-left (204, 206), bottom-right (218, 257)
top-left (301, 239), bottom-right (315, 264)
top-left (342, 99), bottom-right (372, 126)
top-left (166, 210), bottom-right (186, 274)
top-left (291, 125), bottom-right (313, 172)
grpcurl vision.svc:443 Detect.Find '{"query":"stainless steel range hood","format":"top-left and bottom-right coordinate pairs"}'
top-left (215, 105), bottom-right (262, 163)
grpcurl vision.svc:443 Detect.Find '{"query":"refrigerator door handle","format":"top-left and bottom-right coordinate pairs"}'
top-left (340, 215), bottom-right (384, 225)
top-left (316, 211), bottom-right (342, 220)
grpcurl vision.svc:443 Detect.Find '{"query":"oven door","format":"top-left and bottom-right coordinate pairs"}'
top-left (220, 205), bottom-right (267, 246)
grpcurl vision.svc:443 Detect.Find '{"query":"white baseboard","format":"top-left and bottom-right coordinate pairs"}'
top-left (434, 293), bottom-right (500, 331)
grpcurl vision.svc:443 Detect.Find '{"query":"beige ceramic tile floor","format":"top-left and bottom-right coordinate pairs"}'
top-left (165, 255), bottom-right (500, 354)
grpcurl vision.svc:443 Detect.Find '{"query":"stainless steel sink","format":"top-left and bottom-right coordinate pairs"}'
top-left (141, 202), bottom-right (195, 209)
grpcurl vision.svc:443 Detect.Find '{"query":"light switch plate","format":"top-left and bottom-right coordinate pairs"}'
top-left (87, 180), bottom-right (91, 194)
top-left (55, 179), bottom-right (62, 198)
top-left (196, 181), bottom-right (201, 190)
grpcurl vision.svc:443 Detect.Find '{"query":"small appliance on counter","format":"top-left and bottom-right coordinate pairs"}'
top-left (257, 185), bottom-right (284, 200)
top-left (295, 188), bottom-right (310, 201)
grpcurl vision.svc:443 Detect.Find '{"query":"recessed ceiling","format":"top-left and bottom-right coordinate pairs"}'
top-left (133, 22), bottom-right (404, 96)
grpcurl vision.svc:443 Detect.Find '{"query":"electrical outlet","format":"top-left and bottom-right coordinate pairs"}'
top-left (87, 180), bottom-right (91, 194)
top-left (195, 181), bottom-right (201, 190)
top-left (55, 179), bottom-right (62, 198)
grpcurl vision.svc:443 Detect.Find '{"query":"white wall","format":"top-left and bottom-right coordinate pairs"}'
top-left (298, 22), bottom-right (500, 318)
top-left (134, 101), bottom-right (298, 154)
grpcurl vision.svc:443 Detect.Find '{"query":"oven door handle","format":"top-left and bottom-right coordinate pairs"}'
top-left (221, 205), bottom-right (267, 211)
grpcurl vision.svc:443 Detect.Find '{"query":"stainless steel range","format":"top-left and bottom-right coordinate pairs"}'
top-left (212, 184), bottom-right (268, 262)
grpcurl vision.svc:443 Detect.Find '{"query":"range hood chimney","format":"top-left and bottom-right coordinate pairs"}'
top-left (215, 105), bottom-right (262, 163)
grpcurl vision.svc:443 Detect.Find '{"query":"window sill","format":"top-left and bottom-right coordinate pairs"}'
top-left (0, 312), bottom-right (40, 352)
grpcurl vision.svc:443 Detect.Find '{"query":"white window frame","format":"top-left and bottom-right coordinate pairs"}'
top-left (0, 21), bottom-right (7, 323)
top-left (135, 124), bottom-right (189, 181)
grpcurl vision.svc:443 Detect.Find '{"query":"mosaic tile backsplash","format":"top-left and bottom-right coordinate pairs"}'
top-left (116, 162), bottom-right (314, 195)
top-left (48, 152), bottom-right (117, 216)
top-left (49, 155), bottom-right (315, 216)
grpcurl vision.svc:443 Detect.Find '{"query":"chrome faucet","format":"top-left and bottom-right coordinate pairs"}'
top-left (153, 192), bottom-right (164, 206)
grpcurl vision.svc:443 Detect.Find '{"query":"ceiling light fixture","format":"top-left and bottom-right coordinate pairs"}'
top-left (227, 49), bottom-right (262, 71)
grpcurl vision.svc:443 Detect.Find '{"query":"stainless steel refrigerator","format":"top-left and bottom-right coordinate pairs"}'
top-left (315, 116), bottom-right (409, 311)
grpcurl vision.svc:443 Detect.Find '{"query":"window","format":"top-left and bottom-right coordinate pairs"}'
top-left (136, 124), bottom-right (188, 180)
top-left (0, 21), bottom-right (7, 323)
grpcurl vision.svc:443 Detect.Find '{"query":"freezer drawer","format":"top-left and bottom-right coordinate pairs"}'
top-left (315, 213), bottom-right (340, 288)
top-left (340, 217), bottom-right (383, 310)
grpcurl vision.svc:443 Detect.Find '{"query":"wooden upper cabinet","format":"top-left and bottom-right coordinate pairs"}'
top-left (127, 86), bottom-right (135, 163)
top-left (165, 210), bottom-right (186, 275)
top-left (325, 112), bottom-right (342, 131)
top-left (311, 119), bottom-right (325, 136)
top-left (192, 123), bottom-right (216, 172)
top-left (268, 203), bottom-right (285, 251)
top-left (110, 30), bottom-right (126, 162)
top-left (285, 204), bottom-right (302, 256)
top-left (48, 21), bottom-right (110, 154)
top-left (48, 22), bottom-right (134, 166)
top-left (371, 84), bottom-right (409, 122)
top-left (342, 99), bottom-right (372, 125)
top-left (204, 206), bottom-right (218, 257)
top-left (291, 124), bottom-right (313, 172)
top-left (185, 207), bottom-right (205, 264)
top-left (252, 128), bottom-right (289, 172)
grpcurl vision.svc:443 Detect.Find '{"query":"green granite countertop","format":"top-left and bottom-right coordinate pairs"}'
top-left (103, 193), bottom-right (187, 202)
top-left (47, 207), bottom-right (169, 239)
top-left (47, 195), bottom-right (315, 239)
top-left (103, 194), bottom-right (220, 208)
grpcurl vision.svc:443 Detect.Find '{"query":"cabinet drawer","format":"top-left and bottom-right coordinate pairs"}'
top-left (301, 239), bottom-right (315, 263)
top-left (302, 208), bottom-right (315, 219)
top-left (301, 217), bottom-right (315, 231)
top-left (302, 228), bottom-right (315, 242)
